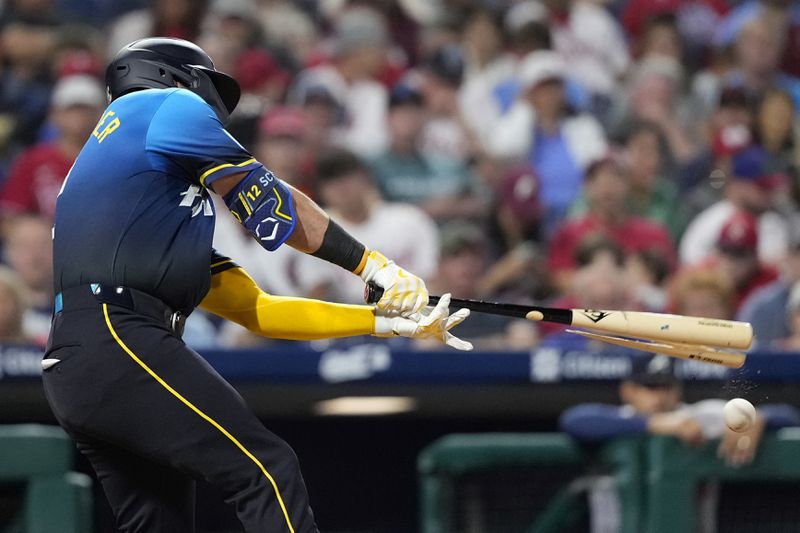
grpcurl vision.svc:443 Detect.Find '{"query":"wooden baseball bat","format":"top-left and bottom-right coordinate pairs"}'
top-left (566, 329), bottom-right (746, 369)
top-left (365, 283), bottom-right (753, 350)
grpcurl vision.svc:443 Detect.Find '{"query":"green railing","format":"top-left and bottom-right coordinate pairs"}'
top-left (0, 425), bottom-right (92, 533)
top-left (418, 430), bottom-right (800, 533)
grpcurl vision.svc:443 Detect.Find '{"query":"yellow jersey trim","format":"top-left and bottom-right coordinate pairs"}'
top-left (199, 157), bottom-right (257, 187)
top-left (101, 304), bottom-right (296, 533)
top-left (210, 259), bottom-right (233, 269)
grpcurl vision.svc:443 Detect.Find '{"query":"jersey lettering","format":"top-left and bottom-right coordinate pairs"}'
top-left (93, 110), bottom-right (121, 143)
top-left (179, 185), bottom-right (213, 217)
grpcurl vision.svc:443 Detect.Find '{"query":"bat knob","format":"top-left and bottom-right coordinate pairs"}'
top-left (365, 282), bottom-right (384, 304)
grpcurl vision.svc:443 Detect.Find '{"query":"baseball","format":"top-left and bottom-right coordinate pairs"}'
top-left (724, 398), bottom-right (756, 432)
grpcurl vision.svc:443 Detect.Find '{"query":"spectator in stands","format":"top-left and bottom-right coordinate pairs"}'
top-left (417, 45), bottom-right (474, 163)
top-left (670, 267), bottom-right (735, 319)
top-left (297, 148), bottom-right (439, 304)
top-left (539, 257), bottom-right (633, 340)
top-left (288, 6), bottom-right (390, 156)
top-left (739, 233), bottom-right (800, 344)
top-left (458, 6), bottom-right (541, 146)
top-left (198, 1), bottom-right (290, 147)
top-left (623, 122), bottom-right (685, 238)
top-left (626, 247), bottom-right (671, 312)
top-left (625, 5), bottom-right (726, 66)
top-left (370, 84), bottom-right (482, 222)
top-left (561, 354), bottom-right (800, 464)
top-left (2, 214), bottom-right (53, 344)
top-left (713, 211), bottom-right (779, 311)
top-left (680, 145), bottom-right (789, 266)
top-left (0, 75), bottom-right (105, 220)
top-left (0, 7), bottom-right (57, 160)
top-left (713, 0), bottom-right (800, 78)
top-left (255, 106), bottom-right (312, 194)
top-left (0, 265), bottom-right (29, 343)
top-left (719, 17), bottom-right (800, 113)
top-left (487, 50), bottom-right (607, 234)
top-left (774, 280), bottom-right (800, 351)
top-left (256, 0), bottom-right (317, 67)
top-left (107, 0), bottom-right (208, 57)
top-left (541, 0), bottom-right (630, 118)
top-left (573, 122), bottom-right (685, 239)
top-left (460, 6), bottom-right (503, 83)
top-left (755, 88), bottom-right (799, 171)
top-left (426, 221), bottom-right (537, 350)
top-left (50, 25), bottom-right (104, 81)
top-left (634, 13), bottom-right (684, 62)
top-left (493, 164), bottom-right (543, 249)
top-left (548, 155), bottom-right (674, 292)
top-left (612, 55), bottom-right (697, 164)
top-left (679, 85), bottom-right (756, 223)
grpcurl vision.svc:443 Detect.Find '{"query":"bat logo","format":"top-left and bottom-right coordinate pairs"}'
top-left (581, 310), bottom-right (612, 323)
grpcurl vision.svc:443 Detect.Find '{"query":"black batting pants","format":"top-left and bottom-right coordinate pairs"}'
top-left (42, 286), bottom-right (319, 533)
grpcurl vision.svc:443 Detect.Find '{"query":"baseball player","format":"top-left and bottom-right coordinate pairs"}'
top-left (42, 38), bottom-right (471, 533)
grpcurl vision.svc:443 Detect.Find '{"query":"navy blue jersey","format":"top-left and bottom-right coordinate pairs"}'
top-left (53, 88), bottom-right (263, 313)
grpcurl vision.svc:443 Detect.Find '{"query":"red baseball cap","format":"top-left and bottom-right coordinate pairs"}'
top-left (717, 211), bottom-right (758, 254)
top-left (259, 107), bottom-right (307, 139)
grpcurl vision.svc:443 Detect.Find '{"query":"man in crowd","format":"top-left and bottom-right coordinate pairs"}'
top-left (297, 148), bottom-right (439, 305)
top-left (712, 211), bottom-right (778, 310)
top-left (370, 84), bottom-right (482, 221)
top-left (548, 155), bottom-right (674, 291)
top-left (561, 354), bottom-right (799, 461)
top-left (0, 75), bottom-right (105, 219)
top-left (2, 214), bottom-right (53, 344)
top-left (288, 7), bottom-right (389, 156)
top-left (738, 233), bottom-right (800, 345)
top-left (680, 145), bottom-right (789, 266)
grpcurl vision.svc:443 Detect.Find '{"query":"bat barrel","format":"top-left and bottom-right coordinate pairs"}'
top-left (568, 310), bottom-right (753, 350)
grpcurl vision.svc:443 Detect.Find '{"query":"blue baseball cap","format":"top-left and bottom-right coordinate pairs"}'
top-left (628, 355), bottom-right (678, 386)
top-left (731, 145), bottom-right (783, 189)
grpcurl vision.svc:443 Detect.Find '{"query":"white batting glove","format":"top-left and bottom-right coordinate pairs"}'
top-left (360, 250), bottom-right (428, 316)
top-left (374, 294), bottom-right (473, 351)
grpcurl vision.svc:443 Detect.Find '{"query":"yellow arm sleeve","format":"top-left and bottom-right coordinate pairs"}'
top-left (198, 265), bottom-right (376, 340)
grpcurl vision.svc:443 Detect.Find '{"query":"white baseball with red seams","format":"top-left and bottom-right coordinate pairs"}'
top-left (723, 398), bottom-right (756, 432)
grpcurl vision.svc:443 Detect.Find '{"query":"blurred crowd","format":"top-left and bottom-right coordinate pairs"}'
top-left (0, 0), bottom-right (799, 351)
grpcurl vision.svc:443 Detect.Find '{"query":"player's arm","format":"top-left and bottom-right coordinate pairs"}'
top-left (211, 172), bottom-right (429, 316)
top-left (199, 256), bottom-right (471, 348)
top-left (146, 89), bottom-right (428, 316)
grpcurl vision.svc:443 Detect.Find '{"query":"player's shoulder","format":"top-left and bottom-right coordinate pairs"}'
top-left (117, 87), bottom-right (214, 117)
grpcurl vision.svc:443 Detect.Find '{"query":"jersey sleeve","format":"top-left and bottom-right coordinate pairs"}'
top-left (210, 249), bottom-right (238, 275)
top-left (145, 89), bottom-right (262, 188)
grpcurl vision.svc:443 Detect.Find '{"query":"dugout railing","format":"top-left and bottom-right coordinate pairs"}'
top-left (0, 425), bottom-right (92, 533)
top-left (418, 430), bottom-right (800, 533)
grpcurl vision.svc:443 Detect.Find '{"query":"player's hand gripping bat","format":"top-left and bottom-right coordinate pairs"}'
top-left (365, 283), bottom-right (750, 368)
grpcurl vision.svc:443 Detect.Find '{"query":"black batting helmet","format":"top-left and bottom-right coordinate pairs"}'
top-left (106, 37), bottom-right (241, 124)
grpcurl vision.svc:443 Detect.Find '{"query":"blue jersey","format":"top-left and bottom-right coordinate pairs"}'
top-left (53, 88), bottom-right (263, 313)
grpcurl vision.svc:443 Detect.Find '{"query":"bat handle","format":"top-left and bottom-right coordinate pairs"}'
top-left (364, 281), bottom-right (441, 307)
top-left (365, 281), bottom-right (384, 304)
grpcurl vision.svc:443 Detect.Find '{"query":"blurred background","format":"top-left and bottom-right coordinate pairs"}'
top-left (1, 0), bottom-right (800, 531)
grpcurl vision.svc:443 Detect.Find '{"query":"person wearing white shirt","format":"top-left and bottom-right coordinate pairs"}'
top-left (287, 7), bottom-right (389, 157)
top-left (295, 149), bottom-right (439, 304)
top-left (679, 146), bottom-right (789, 266)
